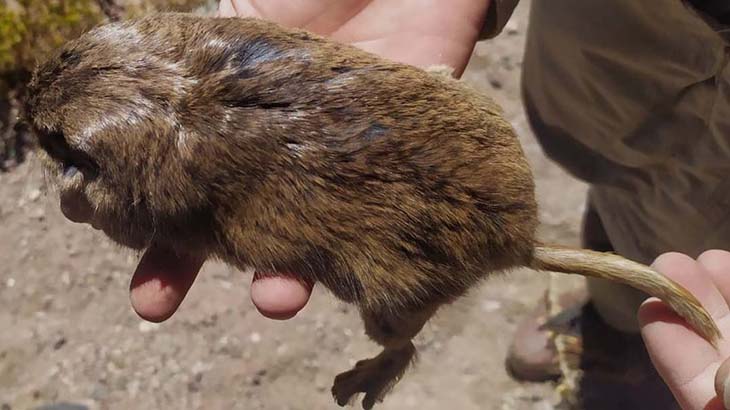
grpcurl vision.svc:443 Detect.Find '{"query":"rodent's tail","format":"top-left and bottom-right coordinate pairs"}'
top-left (530, 245), bottom-right (721, 345)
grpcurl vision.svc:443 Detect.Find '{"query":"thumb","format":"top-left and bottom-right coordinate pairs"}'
top-left (715, 357), bottom-right (730, 409)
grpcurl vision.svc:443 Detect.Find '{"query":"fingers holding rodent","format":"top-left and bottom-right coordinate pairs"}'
top-left (653, 252), bottom-right (730, 321)
top-left (250, 271), bottom-right (313, 320)
top-left (698, 250), bottom-right (730, 315)
top-left (129, 245), bottom-right (205, 323)
top-left (639, 253), bottom-right (726, 410)
top-left (638, 252), bottom-right (726, 350)
top-left (715, 357), bottom-right (730, 410)
top-left (639, 253), bottom-right (722, 366)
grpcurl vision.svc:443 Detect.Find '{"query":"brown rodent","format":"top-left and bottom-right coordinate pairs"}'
top-left (24, 13), bottom-right (721, 409)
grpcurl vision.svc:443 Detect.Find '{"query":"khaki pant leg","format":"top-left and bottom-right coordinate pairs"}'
top-left (582, 190), bottom-right (647, 333)
top-left (522, 0), bottom-right (730, 333)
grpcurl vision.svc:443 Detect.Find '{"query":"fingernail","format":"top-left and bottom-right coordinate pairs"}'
top-left (715, 358), bottom-right (730, 409)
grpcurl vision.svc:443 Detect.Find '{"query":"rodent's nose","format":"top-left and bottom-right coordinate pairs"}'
top-left (60, 190), bottom-right (94, 224)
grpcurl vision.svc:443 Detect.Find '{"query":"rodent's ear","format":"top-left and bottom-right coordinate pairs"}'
top-left (35, 129), bottom-right (70, 163)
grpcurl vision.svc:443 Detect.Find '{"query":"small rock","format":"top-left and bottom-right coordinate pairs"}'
top-left (481, 300), bottom-right (502, 312)
top-left (126, 379), bottom-right (140, 398)
top-left (251, 369), bottom-right (267, 386)
top-left (148, 376), bottom-right (161, 390)
top-left (275, 344), bottom-right (288, 356)
top-left (138, 322), bottom-right (160, 333)
top-left (489, 78), bottom-right (503, 89)
top-left (6, 278), bottom-right (15, 288)
top-left (191, 361), bottom-right (209, 374)
top-left (505, 20), bottom-right (520, 35)
top-left (249, 332), bottom-right (261, 343)
top-left (28, 189), bottom-right (42, 202)
top-left (53, 337), bottom-right (67, 350)
top-left (66, 246), bottom-right (79, 257)
top-left (29, 208), bottom-right (45, 221)
top-left (187, 372), bottom-right (203, 393)
top-left (314, 374), bottom-right (329, 392)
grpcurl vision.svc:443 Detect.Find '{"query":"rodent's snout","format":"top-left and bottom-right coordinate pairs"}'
top-left (59, 184), bottom-right (95, 226)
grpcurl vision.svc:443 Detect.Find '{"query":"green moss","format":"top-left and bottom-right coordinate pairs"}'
top-left (0, 0), bottom-right (102, 74)
top-left (0, 7), bottom-right (25, 71)
top-left (0, 0), bottom-right (208, 76)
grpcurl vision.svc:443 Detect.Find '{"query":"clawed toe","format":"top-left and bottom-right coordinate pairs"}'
top-left (331, 346), bottom-right (415, 409)
top-left (332, 358), bottom-right (388, 409)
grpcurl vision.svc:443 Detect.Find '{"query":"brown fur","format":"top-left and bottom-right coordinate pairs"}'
top-left (24, 13), bottom-right (720, 409)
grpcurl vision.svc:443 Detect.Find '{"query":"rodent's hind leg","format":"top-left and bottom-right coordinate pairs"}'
top-left (332, 342), bottom-right (416, 409)
top-left (331, 304), bottom-right (439, 409)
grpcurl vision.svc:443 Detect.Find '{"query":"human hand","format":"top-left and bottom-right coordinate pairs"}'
top-left (640, 251), bottom-right (730, 410)
top-left (129, 245), bottom-right (313, 323)
top-left (217, 0), bottom-right (492, 76)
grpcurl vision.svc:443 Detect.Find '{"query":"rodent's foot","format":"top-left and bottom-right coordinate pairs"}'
top-left (331, 344), bottom-right (415, 409)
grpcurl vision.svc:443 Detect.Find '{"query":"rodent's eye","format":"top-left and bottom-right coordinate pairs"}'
top-left (36, 129), bottom-right (99, 178)
top-left (37, 130), bottom-right (71, 162)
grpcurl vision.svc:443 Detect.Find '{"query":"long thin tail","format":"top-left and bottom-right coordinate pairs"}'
top-left (530, 246), bottom-right (721, 345)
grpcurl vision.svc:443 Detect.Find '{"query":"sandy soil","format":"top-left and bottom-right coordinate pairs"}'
top-left (0, 1), bottom-right (595, 409)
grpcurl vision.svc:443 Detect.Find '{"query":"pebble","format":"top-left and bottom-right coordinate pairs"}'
top-left (314, 374), bottom-right (329, 392)
top-left (138, 322), bottom-right (160, 333)
top-left (53, 337), bottom-right (67, 350)
top-left (481, 300), bottom-right (502, 313)
top-left (249, 332), bottom-right (261, 343)
top-left (251, 369), bottom-right (267, 386)
top-left (275, 344), bottom-right (288, 356)
top-left (29, 208), bottom-right (45, 221)
top-left (505, 20), bottom-right (520, 36)
top-left (28, 188), bottom-right (41, 202)
top-left (188, 372), bottom-right (203, 393)
top-left (191, 361), bottom-right (210, 374)
top-left (126, 379), bottom-right (140, 398)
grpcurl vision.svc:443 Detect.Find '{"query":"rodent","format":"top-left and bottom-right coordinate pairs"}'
top-left (24, 13), bottom-right (721, 409)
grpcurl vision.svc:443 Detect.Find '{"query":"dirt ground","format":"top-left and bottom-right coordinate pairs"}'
top-left (0, 1), bottom-right (597, 409)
